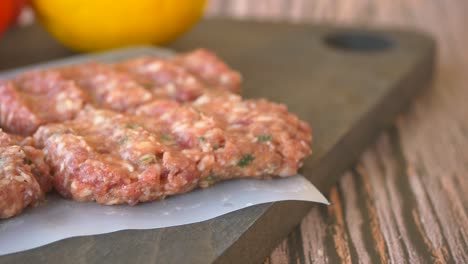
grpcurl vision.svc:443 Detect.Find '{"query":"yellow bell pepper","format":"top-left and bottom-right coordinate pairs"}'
top-left (32, 0), bottom-right (207, 52)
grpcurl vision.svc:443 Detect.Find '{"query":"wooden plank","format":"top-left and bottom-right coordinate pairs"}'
top-left (206, 1), bottom-right (468, 263)
top-left (0, 20), bottom-right (434, 264)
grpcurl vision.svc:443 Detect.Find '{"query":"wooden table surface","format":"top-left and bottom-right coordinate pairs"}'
top-left (207, 1), bottom-right (468, 263)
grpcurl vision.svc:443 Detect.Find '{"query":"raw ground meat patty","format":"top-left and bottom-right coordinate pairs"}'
top-left (0, 49), bottom-right (241, 136)
top-left (192, 92), bottom-right (311, 177)
top-left (34, 107), bottom-right (199, 205)
top-left (34, 97), bottom-right (311, 205)
top-left (0, 130), bottom-right (51, 219)
top-left (136, 92), bottom-right (311, 185)
top-left (117, 57), bottom-right (208, 102)
top-left (31, 96), bottom-right (311, 206)
top-left (0, 48), bottom-right (312, 210)
top-left (173, 49), bottom-right (242, 94)
top-left (117, 49), bottom-right (242, 102)
top-left (0, 71), bottom-right (87, 135)
top-left (60, 63), bottom-right (153, 112)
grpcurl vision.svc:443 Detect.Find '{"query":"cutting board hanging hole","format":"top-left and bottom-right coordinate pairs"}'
top-left (324, 32), bottom-right (394, 52)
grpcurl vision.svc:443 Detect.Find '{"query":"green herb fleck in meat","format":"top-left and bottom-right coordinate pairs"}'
top-left (139, 154), bottom-right (157, 165)
top-left (199, 136), bottom-right (206, 142)
top-left (160, 134), bottom-right (173, 142)
top-left (237, 154), bottom-right (255, 167)
top-left (125, 123), bottom-right (139, 129)
top-left (201, 174), bottom-right (219, 185)
top-left (47, 131), bottom-right (59, 138)
top-left (142, 83), bottom-right (153, 90)
top-left (206, 174), bottom-right (218, 182)
top-left (213, 145), bottom-right (221, 150)
top-left (119, 136), bottom-right (129, 145)
top-left (25, 157), bottom-right (33, 165)
top-left (256, 134), bottom-right (272, 142)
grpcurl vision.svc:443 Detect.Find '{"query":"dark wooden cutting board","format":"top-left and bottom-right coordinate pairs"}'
top-left (0, 19), bottom-right (434, 264)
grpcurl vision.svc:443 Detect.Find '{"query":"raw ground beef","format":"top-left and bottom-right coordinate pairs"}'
top-left (116, 57), bottom-right (208, 102)
top-left (0, 130), bottom-right (51, 219)
top-left (34, 107), bottom-right (199, 205)
top-left (33, 94), bottom-right (311, 205)
top-left (173, 49), bottom-right (242, 94)
top-left (0, 50), bottom-right (241, 135)
top-left (60, 63), bottom-right (153, 112)
top-left (0, 48), bottom-right (312, 211)
top-left (0, 71), bottom-right (86, 135)
top-left (136, 92), bottom-right (311, 187)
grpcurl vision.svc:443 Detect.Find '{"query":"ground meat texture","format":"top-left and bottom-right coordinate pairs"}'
top-left (134, 93), bottom-right (311, 186)
top-left (192, 92), bottom-right (312, 178)
top-left (0, 51), bottom-right (240, 137)
top-left (0, 48), bottom-right (313, 207)
top-left (0, 70), bottom-right (86, 135)
top-left (0, 130), bottom-right (51, 219)
top-left (135, 100), bottom-right (230, 182)
top-left (173, 49), bottom-right (242, 94)
top-left (1, 131), bottom-right (52, 192)
top-left (117, 57), bottom-right (208, 102)
top-left (18, 137), bottom-right (53, 192)
top-left (61, 63), bottom-right (153, 112)
top-left (0, 82), bottom-right (39, 136)
top-left (33, 107), bottom-right (199, 205)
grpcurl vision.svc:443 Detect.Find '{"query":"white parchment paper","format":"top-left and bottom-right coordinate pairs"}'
top-left (0, 175), bottom-right (328, 255)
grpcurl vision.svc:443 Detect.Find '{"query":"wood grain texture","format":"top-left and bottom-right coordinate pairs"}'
top-left (207, 0), bottom-right (468, 263)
